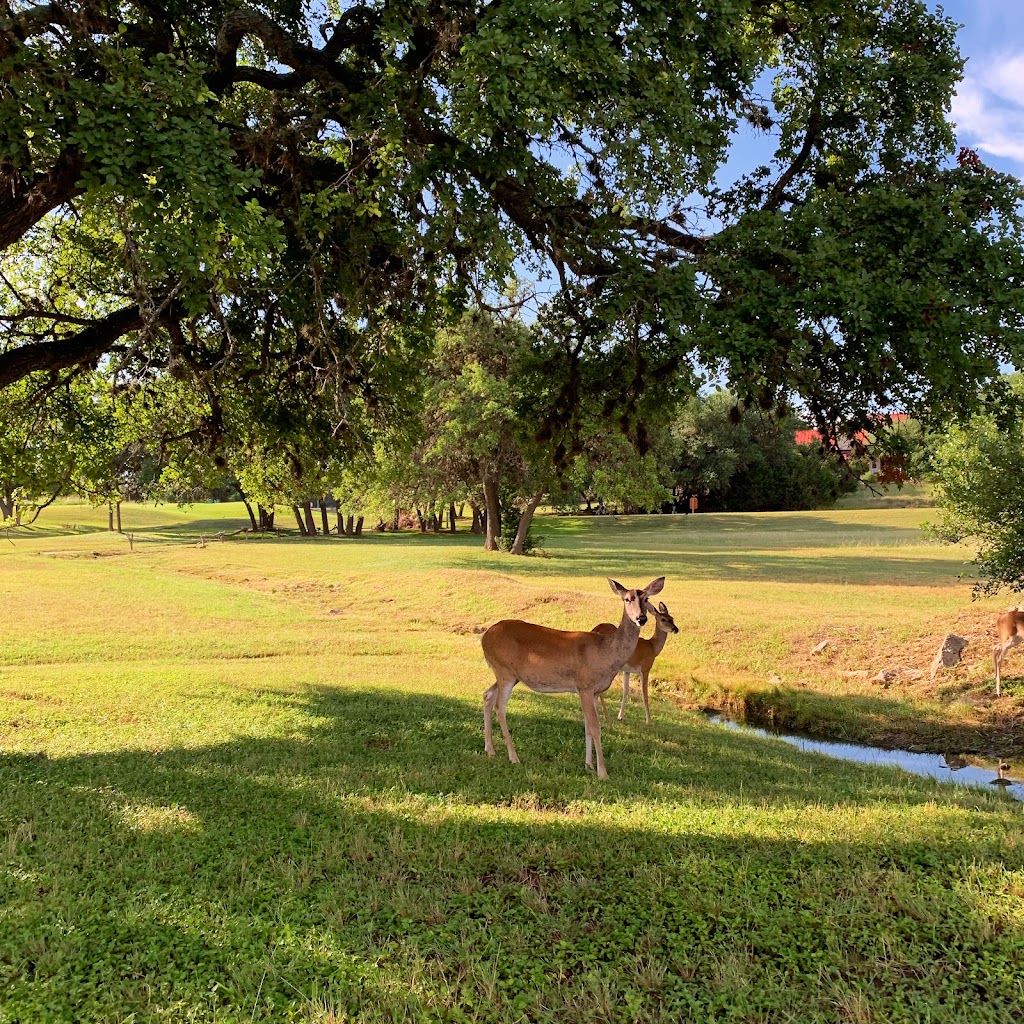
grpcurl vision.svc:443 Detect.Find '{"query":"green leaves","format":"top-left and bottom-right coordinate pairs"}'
top-left (929, 377), bottom-right (1024, 595)
top-left (670, 391), bottom-right (854, 512)
top-left (703, 162), bottom-right (1024, 430)
top-left (2, 0), bottom-right (1023, 493)
top-left (0, 375), bottom-right (119, 524)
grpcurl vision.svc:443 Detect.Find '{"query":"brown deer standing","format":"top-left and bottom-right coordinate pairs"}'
top-left (481, 577), bottom-right (665, 779)
top-left (994, 606), bottom-right (1024, 697)
top-left (592, 601), bottom-right (679, 724)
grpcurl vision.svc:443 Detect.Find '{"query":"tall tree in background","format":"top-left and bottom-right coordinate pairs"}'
top-left (672, 391), bottom-right (854, 512)
top-left (2, 0), bottom-right (1022, 454)
top-left (0, 376), bottom-right (105, 524)
top-left (369, 311), bottom-right (559, 553)
top-left (929, 377), bottom-right (1024, 595)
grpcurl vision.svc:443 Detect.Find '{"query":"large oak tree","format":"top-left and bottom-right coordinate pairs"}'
top-left (2, 0), bottom-right (1022, 448)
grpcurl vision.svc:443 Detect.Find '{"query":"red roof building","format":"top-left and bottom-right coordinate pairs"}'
top-left (794, 415), bottom-right (911, 481)
top-left (793, 429), bottom-right (822, 447)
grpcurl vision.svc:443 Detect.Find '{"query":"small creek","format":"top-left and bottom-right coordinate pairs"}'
top-left (704, 713), bottom-right (1024, 803)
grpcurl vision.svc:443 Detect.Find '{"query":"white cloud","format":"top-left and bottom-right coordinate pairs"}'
top-left (952, 53), bottom-right (1024, 168)
top-left (980, 53), bottom-right (1024, 103)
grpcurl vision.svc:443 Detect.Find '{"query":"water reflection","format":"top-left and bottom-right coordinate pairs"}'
top-left (704, 713), bottom-right (1024, 803)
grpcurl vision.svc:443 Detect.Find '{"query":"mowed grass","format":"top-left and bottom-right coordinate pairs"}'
top-left (1, 503), bottom-right (1023, 1023)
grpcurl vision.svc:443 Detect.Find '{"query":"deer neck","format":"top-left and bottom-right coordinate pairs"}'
top-left (650, 624), bottom-right (670, 657)
top-left (600, 608), bottom-right (641, 671)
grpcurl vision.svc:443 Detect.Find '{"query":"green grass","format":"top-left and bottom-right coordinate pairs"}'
top-left (835, 481), bottom-right (936, 510)
top-left (1, 503), bottom-right (1023, 1022)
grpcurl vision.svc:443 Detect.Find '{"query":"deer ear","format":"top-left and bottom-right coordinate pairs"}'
top-left (608, 579), bottom-right (627, 597)
top-left (643, 577), bottom-right (665, 598)
top-left (659, 602), bottom-right (668, 614)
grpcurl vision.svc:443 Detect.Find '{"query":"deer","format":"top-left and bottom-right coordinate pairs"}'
top-left (592, 600), bottom-right (679, 724)
top-left (481, 577), bottom-right (665, 779)
top-left (994, 606), bottom-right (1024, 697)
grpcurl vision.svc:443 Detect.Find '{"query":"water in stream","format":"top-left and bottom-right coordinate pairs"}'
top-left (704, 713), bottom-right (1024, 803)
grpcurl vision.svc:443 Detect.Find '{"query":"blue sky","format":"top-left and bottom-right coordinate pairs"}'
top-left (944, 0), bottom-right (1024, 178)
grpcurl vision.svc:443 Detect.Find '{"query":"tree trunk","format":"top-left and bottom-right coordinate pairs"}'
top-left (482, 473), bottom-right (501, 551)
top-left (346, 514), bottom-right (355, 537)
top-left (392, 507), bottom-right (400, 531)
top-left (258, 505), bottom-right (275, 530)
top-left (302, 500), bottom-right (317, 536)
top-left (115, 501), bottom-right (122, 533)
top-left (431, 506), bottom-right (441, 533)
top-left (243, 499), bottom-right (258, 531)
top-left (510, 492), bottom-right (543, 555)
top-left (319, 498), bottom-right (330, 537)
top-left (336, 508), bottom-right (345, 535)
top-left (458, 503), bottom-right (465, 519)
top-left (355, 515), bottom-right (363, 537)
top-left (470, 503), bottom-right (482, 534)
top-left (292, 505), bottom-right (307, 535)
top-left (449, 502), bottom-right (457, 533)
top-left (416, 508), bottom-right (427, 532)
top-left (0, 492), bottom-right (13, 521)
top-left (107, 503), bottom-right (114, 531)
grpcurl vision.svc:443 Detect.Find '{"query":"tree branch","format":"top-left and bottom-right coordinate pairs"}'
top-left (0, 147), bottom-right (85, 251)
top-left (1, 308), bottom-right (108, 327)
top-left (208, 9), bottom-right (359, 95)
top-left (19, 485), bottom-right (62, 526)
top-left (762, 94), bottom-right (824, 213)
top-left (0, 304), bottom-right (145, 388)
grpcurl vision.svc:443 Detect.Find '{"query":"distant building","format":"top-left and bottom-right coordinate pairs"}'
top-left (794, 414), bottom-right (910, 480)
top-left (793, 428), bottom-right (824, 448)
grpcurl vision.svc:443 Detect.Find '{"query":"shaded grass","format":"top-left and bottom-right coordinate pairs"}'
top-left (2, 503), bottom-right (1024, 1021)
top-left (3, 688), bottom-right (1024, 1023)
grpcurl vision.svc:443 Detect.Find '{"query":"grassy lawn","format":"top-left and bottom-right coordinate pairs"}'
top-left (1, 502), bottom-right (1023, 1022)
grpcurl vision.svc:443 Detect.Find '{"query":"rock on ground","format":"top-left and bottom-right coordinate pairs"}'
top-left (930, 634), bottom-right (968, 681)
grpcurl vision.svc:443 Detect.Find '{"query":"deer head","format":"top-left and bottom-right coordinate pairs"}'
top-left (608, 577), bottom-right (665, 628)
top-left (644, 600), bottom-right (679, 635)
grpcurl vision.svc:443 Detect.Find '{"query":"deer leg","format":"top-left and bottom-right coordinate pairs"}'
top-left (483, 683), bottom-right (498, 756)
top-left (641, 670), bottom-right (652, 725)
top-left (995, 635), bottom-right (1022, 698)
top-left (584, 698), bottom-right (593, 768)
top-left (580, 690), bottom-right (607, 779)
top-left (618, 670), bottom-right (630, 721)
top-left (494, 679), bottom-right (520, 764)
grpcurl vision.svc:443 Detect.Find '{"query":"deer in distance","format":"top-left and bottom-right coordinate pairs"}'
top-left (481, 577), bottom-right (665, 779)
top-left (994, 606), bottom-right (1024, 697)
top-left (593, 600), bottom-right (679, 724)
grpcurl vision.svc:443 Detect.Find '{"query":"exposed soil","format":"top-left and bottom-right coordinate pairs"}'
top-left (687, 605), bottom-right (1024, 760)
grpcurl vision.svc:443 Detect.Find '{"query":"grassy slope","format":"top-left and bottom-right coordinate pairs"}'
top-left (1, 503), bottom-right (1022, 1023)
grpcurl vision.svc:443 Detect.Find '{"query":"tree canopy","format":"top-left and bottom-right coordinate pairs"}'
top-left (2, 0), bottom-right (1023, 457)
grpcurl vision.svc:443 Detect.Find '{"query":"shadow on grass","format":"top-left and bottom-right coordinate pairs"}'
top-left (541, 511), bottom-right (930, 539)
top-left (0, 688), bottom-right (1014, 818)
top-left (445, 547), bottom-right (964, 587)
top-left (16, 506), bottom-right (930, 548)
top-left (16, 515), bottom-right (498, 550)
top-left (1, 688), bottom-right (1021, 1022)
